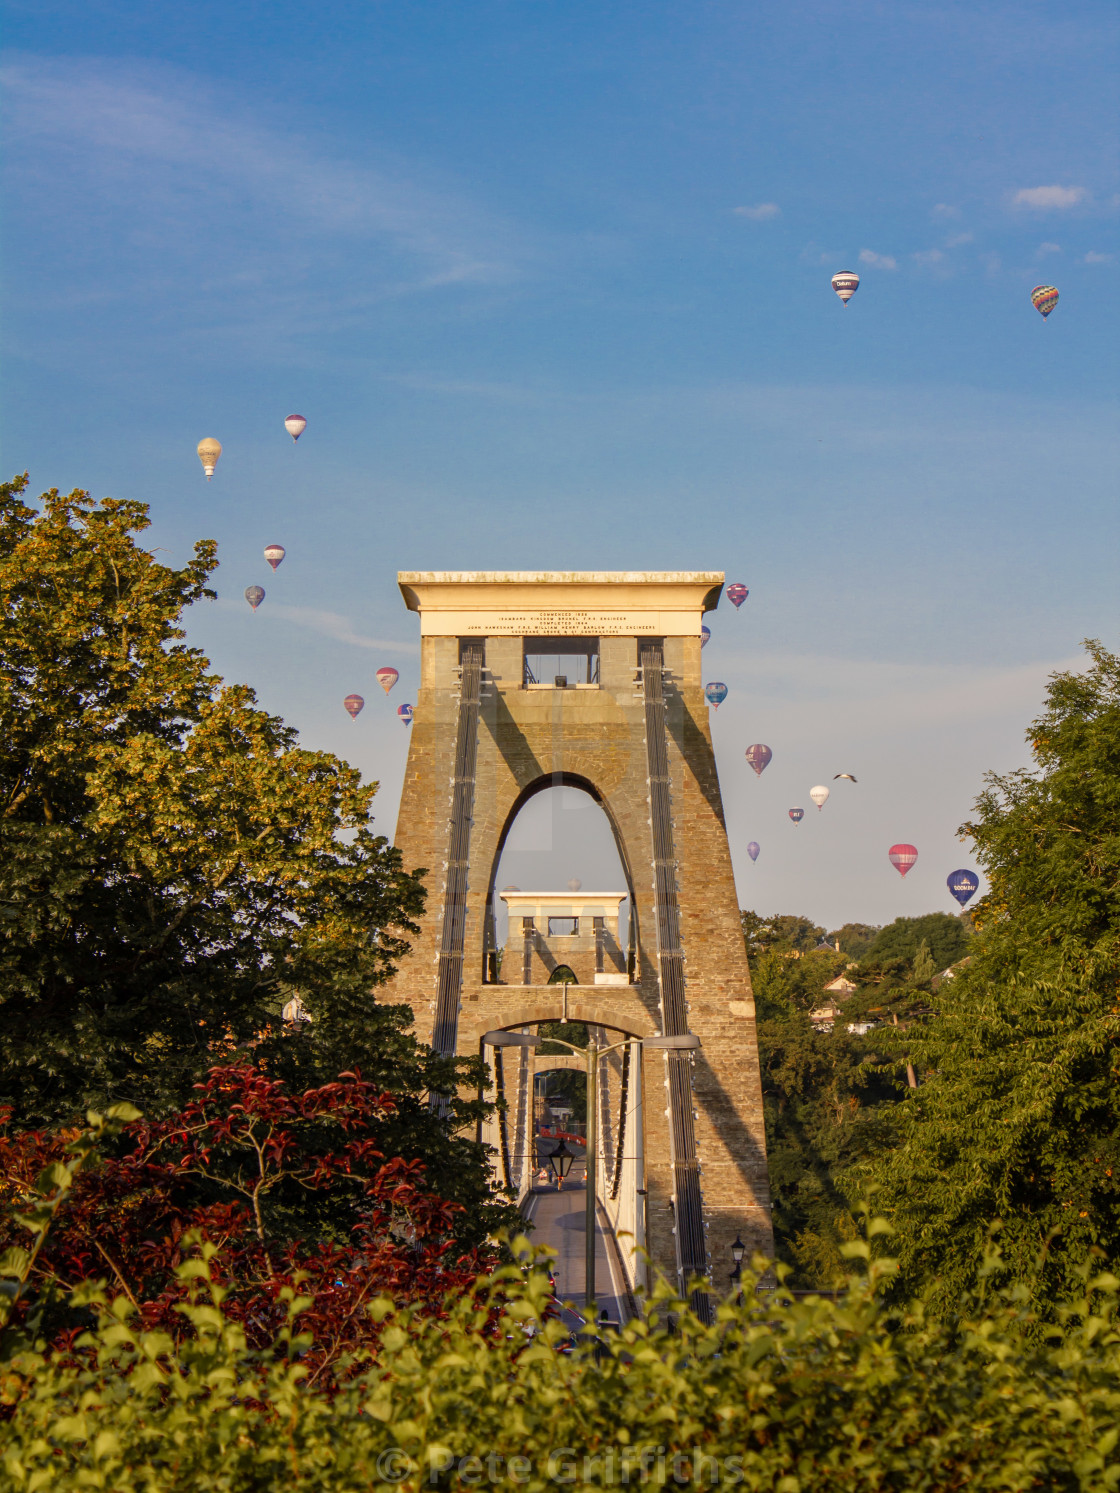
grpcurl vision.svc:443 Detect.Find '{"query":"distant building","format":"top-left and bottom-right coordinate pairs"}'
top-left (811, 973), bottom-right (873, 1034)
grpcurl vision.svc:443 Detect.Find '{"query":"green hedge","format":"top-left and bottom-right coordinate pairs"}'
top-left (3, 1239), bottom-right (1119, 1491)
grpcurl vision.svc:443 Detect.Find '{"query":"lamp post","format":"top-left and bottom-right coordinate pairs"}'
top-left (546, 1135), bottom-right (575, 1187)
top-left (484, 1025), bottom-right (702, 1313)
top-left (730, 1233), bottom-right (745, 1305)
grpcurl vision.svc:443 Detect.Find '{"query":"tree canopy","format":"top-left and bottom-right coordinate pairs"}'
top-left (859, 641), bottom-right (1120, 1310)
top-left (863, 911), bottom-right (970, 971)
top-left (0, 478), bottom-right (513, 1244)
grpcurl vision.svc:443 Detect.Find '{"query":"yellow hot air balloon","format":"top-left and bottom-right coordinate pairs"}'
top-left (197, 438), bottom-right (222, 480)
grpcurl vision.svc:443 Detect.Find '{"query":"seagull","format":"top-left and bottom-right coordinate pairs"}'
top-left (833, 773), bottom-right (858, 782)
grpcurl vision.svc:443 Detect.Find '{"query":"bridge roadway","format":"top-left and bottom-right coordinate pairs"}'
top-left (520, 1157), bottom-right (634, 1328)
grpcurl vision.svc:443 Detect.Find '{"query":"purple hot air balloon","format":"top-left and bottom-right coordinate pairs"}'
top-left (947, 869), bottom-right (978, 907)
top-left (397, 703), bottom-right (414, 726)
top-left (343, 694), bottom-right (365, 720)
top-left (745, 743), bottom-right (773, 777)
top-left (245, 585), bottom-right (265, 611)
top-left (701, 625), bottom-right (710, 648)
top-left (726, 582), bottom-right (749, 609)
top-left (746, 841), bottom-right (760, 862)
top-left (705, 682), bottom-right (728, 710)
top-left (788, 807), bottom-right (805, 823)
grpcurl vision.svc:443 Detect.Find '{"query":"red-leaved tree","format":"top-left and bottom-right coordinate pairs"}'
top-left (0, 1066), bottom-right (496, 1383)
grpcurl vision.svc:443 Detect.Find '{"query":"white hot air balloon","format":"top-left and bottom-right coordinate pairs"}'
top-left (831, 271), bottom-right (860, 304)
top-left (263, 543), bottom-right (286, 571)
top-left (284, 414), bottom-right (308, 442)
top-left (197, 438), bottom-right (222, 480)
top-left (809, 785), bottom-right (830, 811)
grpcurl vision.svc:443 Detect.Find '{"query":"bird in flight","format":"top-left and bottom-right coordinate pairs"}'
top-left (834, 773), bottom-right (858, 782)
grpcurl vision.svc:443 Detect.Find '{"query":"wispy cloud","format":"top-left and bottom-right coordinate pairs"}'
top-left (1011, 185), bottom-right (1087, 210)
top-left (859, 249), bottom-right (897, 270)
top-left (932, 203), bottom-right (960, 219)
top-left (214, 598), bottom-right (419, 655)
top-left (912, 249), bottom-right (945, 268)
top-left (1084, 250), bottom-right (1115, 265)
top-left (945, 232), bottom-right (973, 248)
top-left (1037, 242), bottom-right (1062, 256)
top-left (733, 202), bottom-right (781, 221)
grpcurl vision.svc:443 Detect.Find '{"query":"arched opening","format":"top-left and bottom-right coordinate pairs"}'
top-left (484, 777), bottom-right (637, 985)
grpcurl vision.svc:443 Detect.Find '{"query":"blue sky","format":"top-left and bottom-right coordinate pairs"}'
top-left (3, 0), bottom-right (1118, 929)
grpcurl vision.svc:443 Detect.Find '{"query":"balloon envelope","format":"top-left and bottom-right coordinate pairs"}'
top-left (397, 703), bottom-right (414, 725)
top-left (284, 414), bottom-right (308, 441)
top-left (947, 869), bottom-right (979, 907)
top-left (197, 438), bottom-right (222, 479)
top-left (746, 841), bottom-right (760, 862)
top-left (809, 785), bottom-right (830, 810)
top-left (889, 843), bottom-right (918, 878)
top-left (701, 625), bottom-right (710, 648)
top-left (788, 808), bottom-right (805, 823)
top-left (831, 271), bottom-right (860, 303)
top-left (745, 743), bottom-right (772, 776)
top-left (343, 694), bottom-right (365, 719)
top-left (263, 543), bottom-right (286, 571)
top-left (726, 582), bottom-right (749, 609)
top-left (704, 682), bottom-right (728, 709)
top-left (1031, 285), bottom-right (1059, 319)
top-left (244, 585), bottom-right (265, 610)
top-left (376, 667), bottom-right (399, 695)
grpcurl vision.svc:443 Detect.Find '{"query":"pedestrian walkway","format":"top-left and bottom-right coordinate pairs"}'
top-left (521, 1168), bottom-right (633, 1327)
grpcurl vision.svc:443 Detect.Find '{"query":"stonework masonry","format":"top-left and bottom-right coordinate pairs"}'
top-left (381, 573), bottom-right (773, 1289)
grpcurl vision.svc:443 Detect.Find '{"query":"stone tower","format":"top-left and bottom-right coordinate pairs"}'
top-left (383, 572), bottom-right (772, 1292)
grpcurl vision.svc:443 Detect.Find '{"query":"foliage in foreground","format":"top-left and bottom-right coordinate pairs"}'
top-left (3, 1232), bottom-right (1120, 1491)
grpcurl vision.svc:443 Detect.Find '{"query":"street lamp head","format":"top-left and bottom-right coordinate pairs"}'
top-left (547, 1137), bottom-right (575, 1181)
top-left (481, 1030), bottom-right (542, 1048)
top-left (644, 1033), bottom-right (702, 1051)
top-left (730, 1233), bottom-right (746, 1265)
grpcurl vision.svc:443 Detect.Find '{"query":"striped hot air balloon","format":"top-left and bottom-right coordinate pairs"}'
top-left (263, 543), bottom-right (286, 571)
top-left (704, 682), bottom-right (728, 709)
top-left (244, 586), bottom-right (265, 610)
top-left (397, 703), bottom-right (414, 726)
top-left (889, 844), bottom-right (918, 878)
top-left (726, 582), bottom-right (749, 608)
top-left (343, 694), bottom-right (365, 720)
top-left (284, 414), bottom-right (308, 441)
top-left (1031, 285), bottom-right (1059, 319)
top-left (376, 667), bottom-right (399, 695)
top-left (745, 744), bottom-right (772, 776)
top-left (831, 271), bottom-right (860, 304)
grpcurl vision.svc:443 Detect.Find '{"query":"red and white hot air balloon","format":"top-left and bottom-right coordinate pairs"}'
top-left (263, 544), bottom-right (286, 572)
top-left (889, 843), bottom-right (918, 878)
top-left (343, 694), bottom-right (365, 720)
top-left (376, 667), bottom-right (399, 695)
top-left (284, 414), bottom-right (308, 442)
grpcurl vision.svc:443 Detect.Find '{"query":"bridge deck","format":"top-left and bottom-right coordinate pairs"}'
top-left (521, 1172), bottom-right (634, 1327)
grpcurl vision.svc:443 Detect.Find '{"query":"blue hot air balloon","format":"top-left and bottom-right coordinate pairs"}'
top-left (788, 807), bottom-right (805, 823)
top-left (701, 625), bottom-right (711, 648)
top-left (947, 869), bottom-right (979, 907)
top-left (705, 682), bottom-right (728, 709)
top-left (397, 703), bottom-right (414, 726)
top-left (746, 841), bottom-right (760, 862)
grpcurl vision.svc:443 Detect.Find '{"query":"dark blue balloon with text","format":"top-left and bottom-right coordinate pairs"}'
top-left (947, 869), bottom-right (979, 907)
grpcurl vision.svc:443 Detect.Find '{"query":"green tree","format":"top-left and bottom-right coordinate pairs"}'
top-left (829, 922), bottom-right (880, 960)
top-left (863, 911), bottom-right (970, 971)
top-left (859, 642), bottom-right (1120, 1311)
top-left (0, 478), bottom-right (513, 1243)
top-left (740, 910), bottom-right (825, 959)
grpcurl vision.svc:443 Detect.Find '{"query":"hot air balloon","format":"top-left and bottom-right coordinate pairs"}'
top-left (343, 694), bottom-right (365, 720)
top-left (704, 682), bottom-right (728, 709)
top-left (1031, 285), bottom-right (1059, 319)
top-left (726, 583), bottom-right (749, 609)
top-left (701, 625), bottom-right (711, 648)
top-left (245, 585), bottom-right (265, 610)
top-left (745, 744), bottom-right (772, 777)
top-left (789, 808), bottom-right (805, 823)
top-left (746, 841), bottom-right (760, 862)
top-left (376, 667), bottom-right (399, 695)
top-left (263, 543), bottom-right (286, 571)
top-left (809, 785), bottom-right (830, 811)
top-left (397, 703), bottom-right (414, 726)
top-left (947, 869), bottom-right (979, 907)
top-left (831, 271), bottom-right (860, 304)
top-left (284, 414), bottom-right (308, 441)
top-left (197, 438), bottom-right (222, 479)
top-left (889, 844), bottom-right (918, 878)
